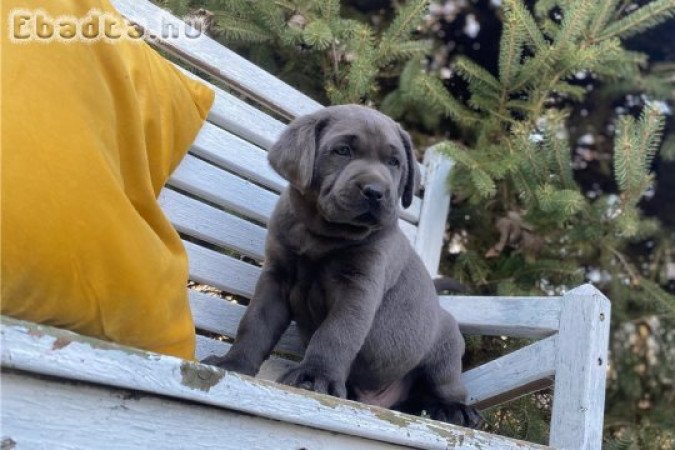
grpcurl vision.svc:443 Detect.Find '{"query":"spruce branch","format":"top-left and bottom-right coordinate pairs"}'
top-left (379, 0), bottom-right (428, 62)
top-left (613, 115), bottom-right (640, 193)
top-left (637, 104), bottom-right (666, 170)
top-left (213, 15), bottom-right (274, 43)
top-left (599, 0), bottom-right (675, 40)
top-left (302, 19), bottom-right (334, 50)
top-left (503, 0), bottom-right (547, 51)
top-left (589, 0), bottom-right (623, 38)
top-left (556, 0), bottom-right (594, 45)
top-left (455, 56), bottom-right (501, 93)
top-left (498, 13), bottom-right (525, 86)
top-left (408, 70), bottom-right (481, 125)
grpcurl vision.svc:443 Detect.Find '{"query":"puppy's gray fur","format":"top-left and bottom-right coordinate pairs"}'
top-left (203, 105), bottom-right (480, 427)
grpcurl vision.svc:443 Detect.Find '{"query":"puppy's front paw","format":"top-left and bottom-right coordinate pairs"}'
top-left (201, 355), bottom-right (256, 376)
top-left (278, 365), bottom-right (347, 398)
top-left (426, 403), bottom-right (484, 429)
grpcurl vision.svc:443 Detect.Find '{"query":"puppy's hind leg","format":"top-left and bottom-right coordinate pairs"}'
top-left (417, 321), bottom-right (483, 429)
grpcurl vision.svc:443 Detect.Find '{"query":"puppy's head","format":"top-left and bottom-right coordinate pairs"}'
top-left (269, 105), bottom-right (419, 229)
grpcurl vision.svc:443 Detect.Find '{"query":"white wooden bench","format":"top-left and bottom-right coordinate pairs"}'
top-left (1, 1), bottom-right (612, 449)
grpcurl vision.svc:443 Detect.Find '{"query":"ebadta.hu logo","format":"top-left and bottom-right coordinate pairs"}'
top-left (8, 8), bottom-right (208, 43)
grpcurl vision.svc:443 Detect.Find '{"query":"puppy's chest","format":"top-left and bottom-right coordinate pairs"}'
top-left (287, 258), bottom-right (335, 334)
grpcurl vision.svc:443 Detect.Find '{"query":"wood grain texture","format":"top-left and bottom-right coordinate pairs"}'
top-left (160, 189), bottom-right (267, 261)
top-left (462, 336), bottom-right (556, 408)
top-left (414, 148), bottom-right (454, 276)
top-left (549, 284), bottom-right (611, 450)
top-left (1, 318), bottom-right (548, 450)
top-left (439, 296), bottom-right (562, 338)
top-left (110, 0), bottom-right (323, 120)
top-left (2, 371), bottom-right (404, 450)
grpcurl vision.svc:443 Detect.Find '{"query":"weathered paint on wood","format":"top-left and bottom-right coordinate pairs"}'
top-left (439, 296), bottom-right (562, 338)
top-left (549, 284), bottom-right (611, 450)
top-left (110, 0), bottom-right (323, 120)
top-left (414, 148), bottom-right (454, 276)
top-left (1, 318), bottom-right (548, 450)
top-left (462, 336), bottom-right (556, 409)
top-left (3, 371), bottom-right (408, 450)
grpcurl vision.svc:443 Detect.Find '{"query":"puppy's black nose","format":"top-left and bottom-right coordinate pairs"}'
top-left (362, 184), bottom-right (384, 202)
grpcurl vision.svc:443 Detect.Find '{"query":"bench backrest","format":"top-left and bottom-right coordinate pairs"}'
top-left (112, 2), bottom-right (612, 448)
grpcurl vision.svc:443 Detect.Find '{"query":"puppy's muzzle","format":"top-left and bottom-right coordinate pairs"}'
top-left (360, 183), bottom-right (386, 205)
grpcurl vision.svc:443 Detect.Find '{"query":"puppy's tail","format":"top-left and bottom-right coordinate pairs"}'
top-left (433, 277), bottom-right (469, 294)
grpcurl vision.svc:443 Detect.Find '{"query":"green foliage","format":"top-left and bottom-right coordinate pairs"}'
top-left (172, 0), bottom-right (431, 105)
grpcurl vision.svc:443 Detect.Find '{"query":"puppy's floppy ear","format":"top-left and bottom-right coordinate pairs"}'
top-left (398, 126), bottom-right (420, 209)
top-left (268, 112), bottom-right (329, 191)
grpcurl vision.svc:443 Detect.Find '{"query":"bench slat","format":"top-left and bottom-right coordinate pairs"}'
top-left (193, 121), bottom-right (286, 192)
top-left (189, 290), bottom-right (305, 357)
top-left (191, 122), bottom-right (422, 224)
top-left (1, 318), bottom-right (548, 449)
top-left (462, 335), bottom-right (556, 409)
top-left (4, 372), bottom-right (407, 450)
top-left (161, 189), bottom-right (266, 261)
top-left (111, 0), bottom-right (322, 120)
top-left (176, 65), bottom-right (285, 150)
top-left (170, 154), bottom-right (277, 225)
top-left (185, 241), bottom-right (260, 299)
top-left (440, 296), bottom-right (562, 338)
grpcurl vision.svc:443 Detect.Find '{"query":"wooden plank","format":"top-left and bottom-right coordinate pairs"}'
top-left (461, 336), bottom-right (557, 409)
top-left (185, 241), bottom-right (260, 299)
top-left (169, 154), bottom-right (277, 225)
top-left (195, 335), bottom-right (296, 381)
top-left (1, 317), bottom-right (549, 450)
top-left (161, 189), bottom-right (267, 261)
top-left (549, 284), bottom-right (611, 450)
top-left (414, 148), bottom-right (454, 276)
top-left (2, 371), bottom-right (404, 450)
top-left (189, 290), bottom-right (305, 357)
top-left (192, 121), bottom-right (286, 192)
top-left (190, 122), bottom-right (423, 223)
top-left (111, 0), bottom-right (323, 120)
top-left (176, 64), bottom-right (285, 150)
top-left (439, 296), bottom-right (562, 338)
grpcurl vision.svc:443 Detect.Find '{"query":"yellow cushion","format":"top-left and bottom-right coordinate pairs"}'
top-left (1, 0), bottom-right (214, 360)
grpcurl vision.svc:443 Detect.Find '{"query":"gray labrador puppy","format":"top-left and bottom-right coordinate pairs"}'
top-left (203, 104), bottom-right (480, 427)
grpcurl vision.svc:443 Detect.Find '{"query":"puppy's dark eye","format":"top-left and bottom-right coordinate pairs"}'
top-left (387, 156), bottom-right (400, 167)
top-left (333, 145), bottom-right (352, 157)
